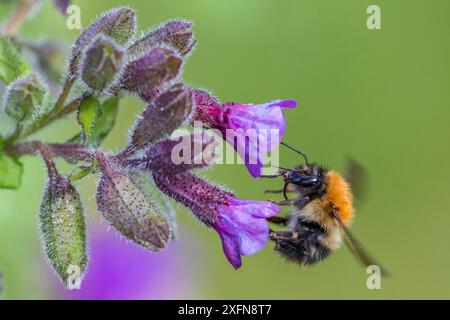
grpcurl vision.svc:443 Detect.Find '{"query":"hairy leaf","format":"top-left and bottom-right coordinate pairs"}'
top-left (0, 154), bottom-right (23, 189)
top-left (70, 96), bottom-right (119, 146)
top-left (0, 36), bottom-right (31, 84)
top-left (77, 96), bottom-right (101, 143)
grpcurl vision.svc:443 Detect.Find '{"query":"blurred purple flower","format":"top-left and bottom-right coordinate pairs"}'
top-left (154, 173), bottom-right (279, 269)
top-left (50, 222), bottom-right (200, 299)
top-left (192, 90), bottom-right (297, 177)
top-left (54, 0), bottom-right (70, 15)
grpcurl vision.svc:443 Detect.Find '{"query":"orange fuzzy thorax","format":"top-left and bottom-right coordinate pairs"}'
top-left (324, 171), bottom-right (354, 225)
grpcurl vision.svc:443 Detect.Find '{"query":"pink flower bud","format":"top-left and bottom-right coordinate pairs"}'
top-left (81, 35), bottom-right (124, 92)
top-left (69, 7), bottom-right (135, 76)
top-left (128, 20), bottom-right (196, 57)
top-left (128, 84), bottom-right (192, 151)
top-left (115, 48), bottom-right (182, 94)
top-left (125, 133), bottom-right (218, 174)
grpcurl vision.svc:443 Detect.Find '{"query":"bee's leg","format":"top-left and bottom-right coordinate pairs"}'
top-left (292, 196), bottom-right (311, 210)
top-left (267, 216), bottom-right (288, 225)
top-left (264, 184), bottom-right (296, 194)
top-left (269, 195), bottom-right (310, 208)
top-left (261, 174), bottom-right (282, 179)
top-left (270, 199), bottom-right (294, 206)
top-left (264, 189), bottom-right (283, 194)
top-left (269, 229), bottom-right (298, 241)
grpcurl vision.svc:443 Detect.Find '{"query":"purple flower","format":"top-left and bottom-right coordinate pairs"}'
top-left (192, 90), bottom-right (297, 177)
top-left (153, 173), bottom-right (279, 269)
top-left (54, 0), bottom-right (70, 15)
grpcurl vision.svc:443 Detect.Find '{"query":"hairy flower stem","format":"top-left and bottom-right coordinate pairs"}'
top-left (6, 141), bottom-right (93, 163)
top-left (38, 143), bottom-right (59, 180)
top-left (52, 77), bottom-right (78, 115)
top-left (112, 145), bottom-right (136, 162)
top-left (1, 0), bottom-right (39, 37)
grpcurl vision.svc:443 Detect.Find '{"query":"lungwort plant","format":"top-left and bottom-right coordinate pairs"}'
top-left (0, 6), bottom-right (296, 287)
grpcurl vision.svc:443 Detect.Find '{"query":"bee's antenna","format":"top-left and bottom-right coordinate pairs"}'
top-left (271, 166), bottom-right (297, 172)
top-left (280, 142), bottom-right (309, 165)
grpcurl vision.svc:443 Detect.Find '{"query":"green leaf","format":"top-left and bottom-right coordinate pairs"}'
top-left (71, 96), bottom-right (119, 146)
top-left (77, 96), bottom-right (101, 143)
top-left (0, 36), bottom-right (31, 84)
top-left (91, 96), bottom-right (119, 145)
top-left (69, 161), bottom-right (99, 182)
top-left (0, 154), bottom-right (23, 189)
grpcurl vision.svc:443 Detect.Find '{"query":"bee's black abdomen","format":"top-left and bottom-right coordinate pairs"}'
top-left (272, 219), bottom-right (331, 265)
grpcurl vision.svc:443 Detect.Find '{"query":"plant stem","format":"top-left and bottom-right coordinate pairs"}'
top-left (2, 0), bottom-right (39, 37)
top-left (6, 141), bottom-right (93, 163)
top-left (21, 91), bottom-right (82, 138)
top-left (38, 142), bottom-right (60, 181)
top-left (52, 77), bottom-right (78, 115)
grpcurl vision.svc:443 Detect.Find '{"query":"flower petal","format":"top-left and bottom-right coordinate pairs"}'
top-left (222, 100), bottom-right (296, 177)
top-left (218, 232), bottom-right (242, 269)
top-left (268, 99), bottom-right (297, 109)
top-left (216, 199), bottom-right (279, 260)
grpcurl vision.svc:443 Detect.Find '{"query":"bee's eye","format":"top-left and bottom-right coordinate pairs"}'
top-left (297, 176), bottom-right (319, 187)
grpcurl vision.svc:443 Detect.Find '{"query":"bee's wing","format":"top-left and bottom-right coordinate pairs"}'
top-left (331, 210), bottom-right (391, 277)
top-left (344, 157), bottom-right (368, 203)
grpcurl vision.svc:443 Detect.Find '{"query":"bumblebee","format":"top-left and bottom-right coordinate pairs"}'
top-left (264, 142), bottom-right (387, 273)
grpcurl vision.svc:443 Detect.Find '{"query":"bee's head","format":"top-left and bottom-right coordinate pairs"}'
top-left (283, 164), bottom-right (326, 194)
top-left (278, 142), bottom-right (327, 198)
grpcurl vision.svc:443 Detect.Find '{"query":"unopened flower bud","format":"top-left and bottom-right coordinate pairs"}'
top-left (3, 74), bottom-right (47, 121)
top-left (133, 133), bottom-right (219, 174)
top-left (95, 152), bottom-right (172, 251)
top-left (128, 20), bottom-right (196, 57)
top-left (129, 84), bottom-right (192, 151)
top-left (40, 159), bottom-right (87, 287)
top-left (69, 7), bottom-right (135, 76)
top-left (114, 48), bottom-right (181, 94)
top-left (81, 36), bottom-right (124, 92)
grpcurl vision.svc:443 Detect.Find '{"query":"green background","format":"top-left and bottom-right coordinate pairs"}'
top-left (1, 0), bottom-right (449, 299)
